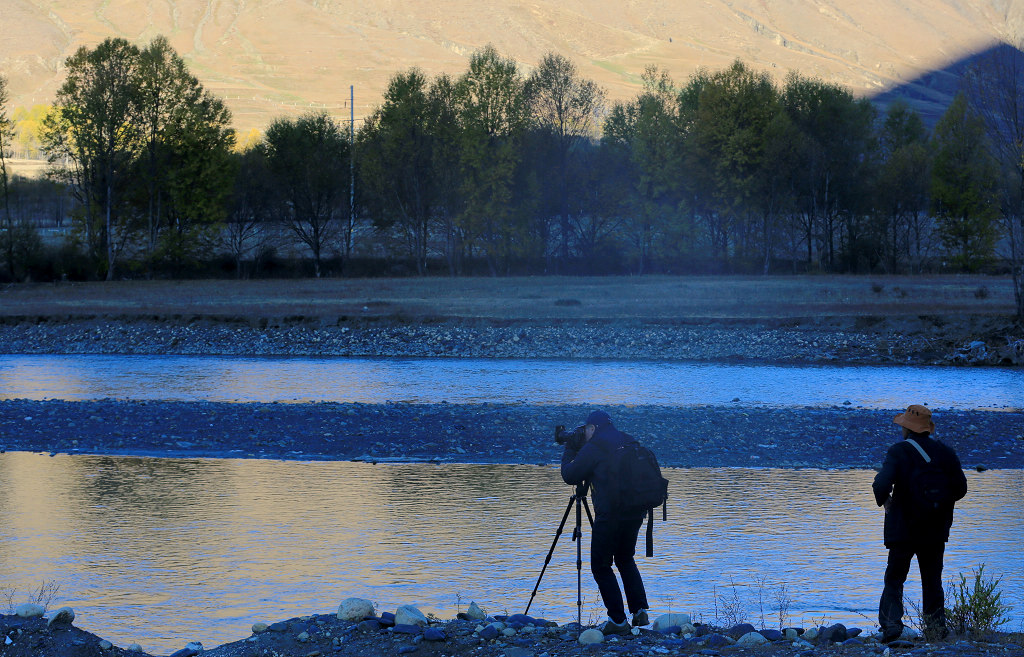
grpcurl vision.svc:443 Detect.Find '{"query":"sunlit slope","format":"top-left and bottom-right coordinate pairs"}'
top-left (1, 0), bottom-right (1022, 133)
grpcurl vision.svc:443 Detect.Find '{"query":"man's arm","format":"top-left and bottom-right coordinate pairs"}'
top-left (561, 441), bottom-right (601, 485)
top-left (948, 449), bottom-right (968, 502)
top-left (872, 445), bottom-right (899, 507)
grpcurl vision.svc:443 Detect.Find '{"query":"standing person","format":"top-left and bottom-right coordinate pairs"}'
top-left (561, 410), bottom-right (650, 635)
top-left (873, 404), bottom-right (967, 642)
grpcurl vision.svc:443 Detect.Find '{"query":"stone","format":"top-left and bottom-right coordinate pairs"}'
top-left (14, 603), bottom-right (45, 618)
top-left (126, 643), bottom-right (143, 652)
top-left (727, 623), bottom-right (756, 639)
top-left (819, 623), bottom-right (848, 643)
top-left (659, 625), bottom-right (682, 635)
top-left (395, 605), bottom-right (428, 627)
top-left (760, 629), bottom-right (783, 641)
top-left (479, 625), bottom-right (500, 641)
top-left (393, 624), bottom-right (422, 635)
top-left (652, 613), bottom-right (692, 632)
top-left (99, 640), bottom-right (113, 650)
top-left (466, 602), bottom-right (487, 620)
top-left (169, 642), bottom-right (203, 657)
top-left (252, 623), bottom-right (269, 633)
top-left (705, 634), bottom-right (732, 648)
top-left (578, 628), bottom-right (604, 645)
top-left (505, 647), bottom-right (534, 657)
top-left (802, 627), bottom-right (819, 641)
top-left (338, 598), bottom-right (375, 621)
top-left (357, 619), bottom-right (381, 632)
top-left (397, 646), bottom-right (418, 654)
top-left (736, 631), bottom-right (769, 647)
top-left (296, 631), bottom-right (310, 642)
top-left (379, 612), bottom-right (396, 626)
top-left (502, 627), bottom-right (517, 637)
top-left (900, 626), bottom-right (919, 640)
top-left (423, 628), bottom-right (446, 641)
top-left (47, 607), bottom-right (75, 627)
top-left (784, 628), bottom-right (799, 640)
top-left (269, 621), bottom-right (290, 632)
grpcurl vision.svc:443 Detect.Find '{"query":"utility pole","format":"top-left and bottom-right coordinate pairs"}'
top-left (348, 84), bottom-right (355, 259)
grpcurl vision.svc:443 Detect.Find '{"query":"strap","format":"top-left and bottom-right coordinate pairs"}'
top-left (645, 508), bottom-right (654, 557)
top-left (905, 438), bottom-right (932, 463)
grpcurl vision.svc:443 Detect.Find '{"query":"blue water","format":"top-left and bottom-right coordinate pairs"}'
top-left (1, 354), bottom-right (1022, 409)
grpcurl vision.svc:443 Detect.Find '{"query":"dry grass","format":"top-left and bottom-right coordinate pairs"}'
top-left (0, 275), bottom-right (1015, 323)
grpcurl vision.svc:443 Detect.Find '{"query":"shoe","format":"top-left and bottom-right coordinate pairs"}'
top-left (880, 627), bottom-right (902, 644)
top-left (599, 618), bottom-right (632, 635)
top-left (631, 609), bottom-right (649, 627)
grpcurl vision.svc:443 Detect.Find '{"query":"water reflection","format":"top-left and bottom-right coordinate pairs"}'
top-left (2, 354), bottom-right (1023, 409)
top-left (0, 453), bottom-right (1020, 654)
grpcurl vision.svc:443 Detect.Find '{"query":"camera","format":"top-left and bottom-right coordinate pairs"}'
top-left (554, 424), bottom-right (586, 450)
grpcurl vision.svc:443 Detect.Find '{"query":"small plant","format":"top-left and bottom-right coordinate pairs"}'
top-left (947, 564), bottom-right (1012, 637)
top-left (2, 580), bottom-right (61, 613)
top-left (773, 582), bottom-right (792, 630)
top-left (714, 578), bottom-right (748, 627)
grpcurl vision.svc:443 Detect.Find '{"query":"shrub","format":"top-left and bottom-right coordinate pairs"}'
top-left (947, 564), bottom-right (1012, 637)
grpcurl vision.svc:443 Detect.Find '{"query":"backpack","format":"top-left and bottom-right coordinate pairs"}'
top-left (603, 436), bottom-right (669, 556)
top-left (905, 438), bottom-right (953, 520)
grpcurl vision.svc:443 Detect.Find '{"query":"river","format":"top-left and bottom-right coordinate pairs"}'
top-left (1, 354), bottom-right (1023, 408)
top-left (1, 453), bottom-right (1021, 654)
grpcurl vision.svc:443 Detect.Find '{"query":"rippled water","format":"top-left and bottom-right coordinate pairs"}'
top-left (1, 453), bottom-right (1020, 654)
top-left (2, 354), bottom-right (1023, 409)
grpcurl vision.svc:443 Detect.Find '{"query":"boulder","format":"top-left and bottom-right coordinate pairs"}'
top-left (251, 623), bottom-right (269, 634)
top-left (784, 628), bottom-right (799, 640)
top-left (395, 605), bottom-right (428, 627)
top-left (126, 643), bottom-right (143, 652)
top-left (653, 613), bottom-right (692, 632)
top-left (802, 627), bottom-right (819, 641)
top-left (736, 632), bottom-right (769, 647)
top-left (47, 607), bottom-right (75, 627)
top-left (466, 602), bottom-right (487, 620)
top-left (423, 627), bottom-right (446, 641)
top-left (338, 598), bottom-right (375, 621)
top-left (819, 623), bottom-right (848, 643)
top-left (14, 603), bottom-right (45, 618)
top-left (578, 628), bottom-right (604, 645)
top-left (760, 629), bottom-right (783, 641)
top-left (727, 623), bottom-right (756, 639)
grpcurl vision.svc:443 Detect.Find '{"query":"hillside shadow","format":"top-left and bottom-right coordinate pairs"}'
top-left (868, 41), bottom-right (1024, 128)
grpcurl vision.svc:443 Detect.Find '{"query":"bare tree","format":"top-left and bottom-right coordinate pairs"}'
top-left (0, 74), bottom-right (14, 278)
top-left (963, 42), bottom-right (1024, 321)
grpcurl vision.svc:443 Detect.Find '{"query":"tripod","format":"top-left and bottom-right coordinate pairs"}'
top-left (524, 482), bottom-right (594, 626)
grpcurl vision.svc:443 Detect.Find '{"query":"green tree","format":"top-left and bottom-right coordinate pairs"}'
top-left (782, 72), bottom-right (876, 270)
top-left (263, 112), bottom-right (350, 277)
top-left (603, 65), bottom-right (683, 273)
top-left (453, 45), bottom-right (530, 274)
top-left (358, 68), bottom-right (436, 274)
top-left (525, 52), bottom-right (606, 264)
top-left (874, 101), bottom-right (932, 272)
top-left (930, 92), bottom-right (1000, 271)
top-left (0, 73), bottom-right (14, 278)
top-left (41, 38), bottom-right (144, 280)
top-left (683, 60), bottom-right (782, 269)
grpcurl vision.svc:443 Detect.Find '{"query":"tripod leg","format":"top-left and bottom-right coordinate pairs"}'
top-left (575, 493), bottom-right (583, 627)
top-left (581, 496), bottom-right (595, 528)
top-left (524, 495), bottom-right (577, 615)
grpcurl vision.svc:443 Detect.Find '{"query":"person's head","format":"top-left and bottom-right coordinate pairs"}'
top-left (585, 409), bottom-right (612, 440)
top-left (893, 404), bottom-right (934, 437)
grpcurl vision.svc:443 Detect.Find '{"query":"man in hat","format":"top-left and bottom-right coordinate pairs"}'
top-left (561, 409), bottom-right (650, 635)
top-left (873, 404), bottom-right (967, 642)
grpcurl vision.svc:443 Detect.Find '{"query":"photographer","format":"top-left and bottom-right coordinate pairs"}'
top-left (561, 410), bottom-right (650, 634)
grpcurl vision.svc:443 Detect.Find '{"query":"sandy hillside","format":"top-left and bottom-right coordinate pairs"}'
top-left (1, 0), bottom-right (1023, 133)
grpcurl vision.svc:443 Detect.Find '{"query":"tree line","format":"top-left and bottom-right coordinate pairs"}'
top-left (1, 37), bottom-right (1023, 319)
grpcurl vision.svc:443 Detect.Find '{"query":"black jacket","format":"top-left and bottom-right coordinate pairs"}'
top-left (872, 434), bottom-right (968, 546)
top-left (561, 423), bottom-right (633, 521)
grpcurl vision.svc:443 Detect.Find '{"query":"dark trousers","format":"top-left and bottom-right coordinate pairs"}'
top-left (591, 514), bottom-right (649, 623)
top-left (879, 542), bottom-right (946, 635)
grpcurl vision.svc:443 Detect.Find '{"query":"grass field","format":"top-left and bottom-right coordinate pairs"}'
top-left (0, 275), bottom-right (1017, 323)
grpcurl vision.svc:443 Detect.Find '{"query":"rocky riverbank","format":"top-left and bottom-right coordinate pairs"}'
top-left (2, 399), bottom-right (1023, 469)
top-left (3, 598), bottom-right (1022, 657)
top-left (0, 316), bottom-right (1022, 365)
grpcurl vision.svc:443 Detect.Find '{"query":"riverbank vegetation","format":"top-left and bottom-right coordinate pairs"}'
top-left (2, 40), bottom-right (1024, 321)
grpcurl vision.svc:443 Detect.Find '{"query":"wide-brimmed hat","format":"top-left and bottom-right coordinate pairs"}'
top-left (894, 404), bottom-right (935, 434)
